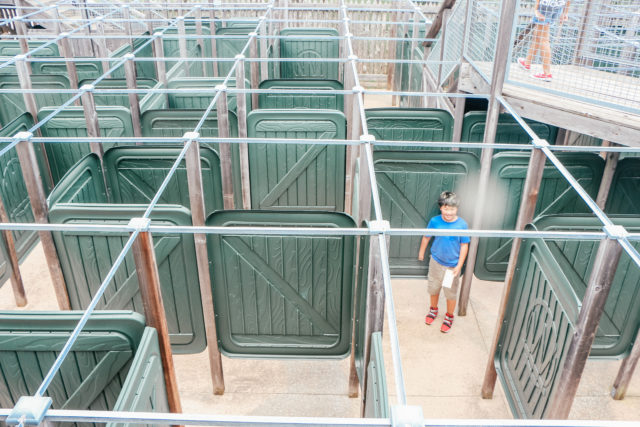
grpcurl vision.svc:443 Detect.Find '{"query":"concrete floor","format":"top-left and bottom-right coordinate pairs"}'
top-left (0, 242), bottom-right (638, 421)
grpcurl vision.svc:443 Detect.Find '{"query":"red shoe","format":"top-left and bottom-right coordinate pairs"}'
top-left (531, 72), bottom-right (552, 82)
top-left (517, 57), bottom-right (530, 71)
top-left (425, 307), bottom-right (438, 325)
top-left (441, 313), bottom-right (454, 333)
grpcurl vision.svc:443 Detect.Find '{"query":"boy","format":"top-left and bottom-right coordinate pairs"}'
top-left (417, 191), bottom-right (470, 333)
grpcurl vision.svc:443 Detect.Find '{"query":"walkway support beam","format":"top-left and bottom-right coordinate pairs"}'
top-left (458, 0), bottom-right (518, 317)
top-left (612, 327), bottom-right (640, 400)
top-left (546, 236), bottom-right (623, 418)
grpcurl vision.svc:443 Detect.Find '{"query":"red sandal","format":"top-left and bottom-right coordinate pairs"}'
top-left (441, 313), bottom-right (454, 333)
top-left (425, 307), bottom-right (438, 325)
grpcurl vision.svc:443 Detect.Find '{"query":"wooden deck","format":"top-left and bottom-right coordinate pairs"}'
top-left (460, 62), bottom-right (640, 147)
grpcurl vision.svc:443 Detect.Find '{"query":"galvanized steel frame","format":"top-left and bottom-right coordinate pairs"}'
top-left (0, 0), bottom-right (639, 425)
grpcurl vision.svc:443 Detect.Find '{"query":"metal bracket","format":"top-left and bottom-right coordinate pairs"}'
top-left (235, 54), bottom-right (246, 60)
top-left (183, 132), bottom-right (200, 141)
top-left (390, 405), bottom-right (423, 427)
top-left (603, 224), bottom-right (629, 240)
top-left (128, 217), bottom-right (151, 232)
top-left (123, 53), bottom-right (135, 61)
top-left (531, 138), bottom-right (549, 148)
top-left (13, 131), bottom-right (33, 142)
top-left (369, 220), bottom-right (390, 235)
top-left (348, 54), bottom-right (358, 61)
top-left (215, 84), bottom-right (227, 92)
top-left (6, 396), bottom-right (52, 426)
top-left (360, 134), bottom-right (375, 144)
top-left (352, 85), bottom-right (364, 94)
top-left (80, 83), bottom-right (95, 92)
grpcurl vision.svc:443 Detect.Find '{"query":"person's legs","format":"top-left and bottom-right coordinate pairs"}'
top-left (426, 258), bottom-right (445, 325)
top-left (539, 24), bottom-right (552, 75)
top-left (525, 24), bottom-right (543, 66)
top-left (446, 298), bottom-right (456, 315)
top-left (430, 294), bottom-right (439, 309)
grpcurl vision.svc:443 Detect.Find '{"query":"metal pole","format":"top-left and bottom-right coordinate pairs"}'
top-left (131, 229), bottom-right (183, 414)
top-left (546, 237), bottom-right (623, 419)
top-left (480, 144), bottom-right (547, 398)
top-left (458, 0), bottom-right (518, 317)
top-left (611, 327), bottom-right (640, 400)
top-left (177, 16), bottom-right (190, 77)
top-left (15, 134), bottom-right (70, 310)
top-left (58, 34), bottom-right (81, 106)
top-left (0, 197), bottom-right (27, 307)
top-left (249, 32), bottom-right (260, 108)
top-left (184, 137), bottom-right (226, 395)
top-left (15, 56), bottom-right (55, 192)
top-left (595, 148), bottom-right (620, 210)
top-left (124, 54), bottom-right (143, 138)
top-left (235, 55), bottom-right (252, 209)
top-left (215, 85), bottom-right (235, 209)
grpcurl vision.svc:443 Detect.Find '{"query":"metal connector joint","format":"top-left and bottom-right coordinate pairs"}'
top-left (183, 132), bottom-right (200, 141)
top-left (129, 217), bottom-right (151, 232)
top-left (390, 405), bottom-right (424, 427)
top-left (13, 131), bottom-right (33, 142)
top-left (6, 396), bottom-right (52, 426)
top-left (360, 134), bottom-right (376, 144)
top-left (603, 224), bottom-right (629, 240)
top-left (369, 220), bottom-right (390, 235)
top-left (532, 138), bottom-right (549, 149)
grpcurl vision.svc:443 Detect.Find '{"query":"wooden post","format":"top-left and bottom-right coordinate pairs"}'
top-left (215, 85), bottom-right (235, 209)
top-left (392, 10), bottom-right (409, 107)
top-left (345, 85), bottom-right (362, 215)
top-left (235, 56), bottom-right (251, 209)
top-left (436, 9), bottom-right (450, 93)
top-left (15, 0), bottom-right (30, 73)
top-left (386, 3), bottom-right (398, 91)
top-left (344, 59), bottom-right (354, 140)
top-left (80, 85), bottom-right (110, 198)
top-left (210, 0), bottom-right (220, 77)
top-left (458, 0), bottom-right (518, 318)
top-left (360, 233), bottom-right (385, 417)
top-left (546, 236), bottom-right (623, 419)
top-left (452, 95), bottom-right (466, 142)
top-left (260, 18), bottom-right (269, 82)
top-left (145, 0), bottom-right (155, 37)
top-left (153, 33), bottom-right (168, 87)
top-left (177, 16), bottom-right (190, 77)
top-left (249, 32), bottom-right (260, 109)
top-left (195, 6), bottom-right (207, 76)
top-left (0, 197), bottom-right (27, 307)
top-left (123, 5), bottom-right (134, 51)
top-left (595, 147), bottom-right (619, 210)
top-left (14, 133), bottom-right (70, 310)
top-left (15, 56), bottom-right (55, 191)
top-left (130, 226), bottom-right (183, 413)
top-left (58, 34), bottom-right (81, 106)
top-left (95, 17), bottom-right (110, 75)
top-left (612, 327), bottom-right (640, 400)
top-left (406, 11), bottom-right (420, 98)
top-left (183, 137), bottom-right (226, 395)
top-left (480, 144), bottom-right (547, 398)
top-left (124, 54), bottom-right (143, 138)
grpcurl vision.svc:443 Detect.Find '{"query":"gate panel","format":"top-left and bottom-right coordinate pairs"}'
top-left (0, 74), bottom-right (71, 125)
top-left (605, 158), bottom-right (640, 215)
top-left (259, 79), bottom-right (344, 110)
top-left (80, 78), bottom-right (158, 108)
top-left (374, 151), bottom-right (480, 276)
top-left (496, 238), bottom-right (575, 419)
top-left (279, 28), bottom-right (339, 80)
top-left (38, 106), bottom-right (135, 184)
top-left (104, 146), bottom-right (224, 216)
top-left (475, 153), bottom-right (604, 281)
top-left (206, 210), bottom-right (356, 357)
top-left (216, 26), bottom-right (257, 80)
top-left (167, 78), bottom-right (251, 111)
top-left (48, 205), bottom-right (205, 354)
top-left (247, 110), bottom-right (346, 211)
top-left (366, 108), bottom-right (453, 150)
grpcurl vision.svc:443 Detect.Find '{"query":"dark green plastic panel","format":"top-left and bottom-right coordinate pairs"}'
top-left (531, 215), bottom-right (640, 358)
top-left (104, 145), bottom-right (224, 216)
top-left (475, 153), bottom-right (604, 281)
top-left (206, 210), bottom-right (356, 357)
top-left (31, 59), bottom-right (102, 82)
top-left (0, 40), bottom-right (59, 57)
top-left (247, 110), bottom-right (346, 211)
top-left (366, 108), bottom-right (453, 150)
top-left (48, 203), bottom-right (205, 354)
top-left (215, 26), bottom-right (256, 80)
top-left (38, 106), bottom-right (134, 184)
top-left (461, 112), bottom-right (558, 157)
top-left (109, 36), bottom-right (156, 80)
top-left (79, 78), bottom-right (158, 108)
top-left (606, 158), bottom-right (640, 215)
top-left (0, 310), bottom-right (168, 425)
top-left (161, 25), bottom-right (211, 77)
top-left (0, 74), bottom-right (71, 125)
top-left (364, 332), bottom-right (389, 418)
top-left (259, 79), bottom-right (344, 110)
top-left (0, 113), bottom-right (44, 263)
top-left (496, 239), bottom-right (575, 419)
top-left (47, 153), bottom-right (106, 208)
top-left (400, 47), bottom-right (424, 108)
top-left (397, 27), bottom-right (425, 98)
top-left (279, 28), bottom-right (339, 80)
top-left (374, 151), bottom-right (480, 276)
top-left (166, 78), bottom-right (251, 111)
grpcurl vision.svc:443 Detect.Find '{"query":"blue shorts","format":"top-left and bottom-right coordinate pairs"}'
top-left (532, 5), bottom-right (562, 25)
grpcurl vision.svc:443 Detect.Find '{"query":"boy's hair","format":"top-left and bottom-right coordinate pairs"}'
top-left (438, 191), bottom-right (459, 207)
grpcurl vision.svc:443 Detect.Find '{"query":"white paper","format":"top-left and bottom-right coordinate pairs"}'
top-left (442, 269), bottom-right (454, 289)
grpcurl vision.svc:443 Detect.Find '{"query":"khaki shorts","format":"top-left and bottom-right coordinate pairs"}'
top-left (427, 257), bottom-right (460, 301)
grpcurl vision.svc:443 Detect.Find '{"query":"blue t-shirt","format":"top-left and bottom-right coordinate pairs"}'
top-left (426, 215), bottom-right (471, 268)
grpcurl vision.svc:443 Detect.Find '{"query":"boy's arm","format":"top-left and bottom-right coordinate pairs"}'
top-left (452, 242), bottom-right (469, 277)
top-left (418, 236), bottom-right (431, 261)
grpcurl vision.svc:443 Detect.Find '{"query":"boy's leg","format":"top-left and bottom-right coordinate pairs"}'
top-left (446, 298), bottom-right (456, 316)
top-left (441, 273), bottom-right (461, 333)
top-left (426, 258), bottom-right (445, 325)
